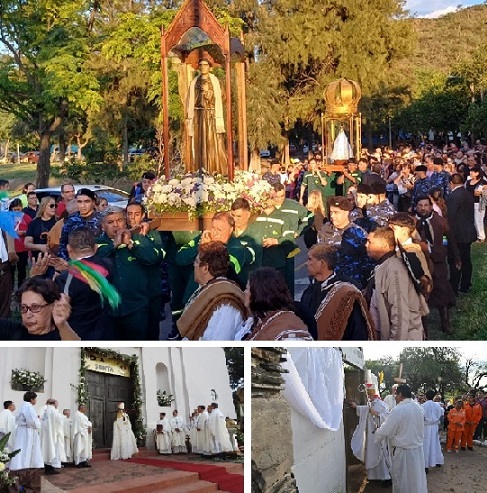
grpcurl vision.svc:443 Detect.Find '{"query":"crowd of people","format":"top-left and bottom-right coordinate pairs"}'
top-left (0, 140), bottom-right (485, 340)
top-left (350, 382), bottom-right (487, 492)
top-left (155, 404), bottom-right (237, 456)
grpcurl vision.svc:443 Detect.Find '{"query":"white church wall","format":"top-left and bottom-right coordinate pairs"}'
top-left (291, 410), bottom-right (347, 493)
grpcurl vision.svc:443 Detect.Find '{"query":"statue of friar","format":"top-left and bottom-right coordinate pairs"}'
top-left (186, 58), bottom-right (228, 175)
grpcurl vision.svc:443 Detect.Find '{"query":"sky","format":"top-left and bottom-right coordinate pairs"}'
top-left (406, 0), bottom-right (484, 18)
top-left (362, 343), bottom-right (486, 364)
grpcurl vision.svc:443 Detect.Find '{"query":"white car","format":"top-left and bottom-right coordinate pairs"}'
top-left (35, 184), bottom-right (130, 208)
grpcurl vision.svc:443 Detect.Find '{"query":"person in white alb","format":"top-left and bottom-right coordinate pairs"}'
top-left (61, 408), bottom-right (73, 464)
top-left (169, 410), bottom-right (186, 454)
top-left (384, 384), bottom-right (398, 411)
top-left (72, 404), bottom-right (92, 468)
top-left (196, 405), bottom-right (212, 455)
top-left (40, 398), bottom-right (66, 474)
top-left (375, 384), bottom-right (428, 493)
top-left (155, 412), bottom-right (172, 454)
top-left (0, 400), bottom-right (16, 452)
top-left (110, 402), bottom-right (138, 460)
top-left (9, 392), bottom-right (44, 493)
top-left (350, 385), bottom-right (391, 487)
top-left (422, 389), bottom-right (444, 471)
top-left (208, 402), bottom-right (234, 454)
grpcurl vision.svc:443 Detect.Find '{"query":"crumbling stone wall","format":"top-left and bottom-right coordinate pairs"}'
top-left (251, 347), bottom-right (298, 493)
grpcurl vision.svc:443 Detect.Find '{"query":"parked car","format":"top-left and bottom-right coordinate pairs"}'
top-left (26, 151), bottom-right (40, 163)
top-left (35, 184), bottom-right (130, 208)
top-left (260, 149), bottom-right (271, 158)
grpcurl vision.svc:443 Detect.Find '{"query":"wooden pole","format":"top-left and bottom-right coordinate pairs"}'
top-left (225, 30), bottom-right (233, 181)
top-left (160, 28), bottom-right (170, 179)
top-left (236, 59), bottom-right (248, 170)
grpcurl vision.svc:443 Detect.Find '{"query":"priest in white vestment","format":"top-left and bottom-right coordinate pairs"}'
top-left (110, 402), bottom-right (138, 460)
top-left (155, 412), bottom-right (172, 454)
top-left (188, 411), bottom-right (199, 453)
top-left (169, 410), bottom-right (186, 454)
top-left (9, 392), bottom-right (44, 493)
top-left (384, 384), bottom-right (398, 411)
top-left (40, 399), bottom-right (66, 473)
top-left (0, 400), bottom-right (16, 451)
top-left (375, 384), bottom-right (428, 493)
top-left (350, 386), bottom-right (391, 484)
top-left (61, 409), bottom-right (73, 463)
top-left (196, 405), bottom-right (212, 455)
top-left (72, 404), bottom-right (93, 467)
top-left (422, 389), bottom-right (444, 470)
top-left (208, 403), bottom-right (234, 454)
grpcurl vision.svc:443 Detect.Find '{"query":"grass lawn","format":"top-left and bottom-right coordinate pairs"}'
top-left (427, 241), bottom-right (487, 340)
top-left (1, 161), bottom-right (40, 192)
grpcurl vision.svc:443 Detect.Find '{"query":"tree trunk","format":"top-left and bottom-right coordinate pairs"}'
top-left (58, 127), bottom-right (66, 164)
top-left (37, 131), bottom-right (53, 188)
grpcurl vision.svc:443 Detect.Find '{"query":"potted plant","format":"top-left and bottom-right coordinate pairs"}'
top-left (156, 390), bottom-right (174, 407)
top-left (0, 433), bottom-right (20, 492)
top-left (10, 369), bottom-right (46, 392)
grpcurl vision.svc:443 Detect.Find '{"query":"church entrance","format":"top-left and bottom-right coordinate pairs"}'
top-left (86, 370), bottom-right (134, 448)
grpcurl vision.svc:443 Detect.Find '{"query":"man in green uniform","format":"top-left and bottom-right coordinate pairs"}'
top-left (299, 158), bottom-right (329, 206)
top-left (95, 206), bottom-right (165, 340)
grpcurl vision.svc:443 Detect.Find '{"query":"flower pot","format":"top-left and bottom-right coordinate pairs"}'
top-left (11, 382), bottom-right (43, 392)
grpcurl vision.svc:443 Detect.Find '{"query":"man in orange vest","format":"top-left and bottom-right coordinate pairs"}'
top-left (461, 391), bottom-right (483, 450)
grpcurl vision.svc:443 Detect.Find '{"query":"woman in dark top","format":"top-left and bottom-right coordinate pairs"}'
top-left (24, 196), bottom-right (57, 259)
top-left (0, 277), bottom-right (79, 340)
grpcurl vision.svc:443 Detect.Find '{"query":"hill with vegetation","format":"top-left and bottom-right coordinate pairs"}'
top-left (407, 4), bottom-right (487, 74)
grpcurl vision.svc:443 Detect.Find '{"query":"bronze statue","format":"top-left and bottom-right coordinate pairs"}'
top-left (186, 59), bottom-right (228, 175)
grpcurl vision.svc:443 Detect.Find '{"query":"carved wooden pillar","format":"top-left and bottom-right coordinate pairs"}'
top-left (251, 347), bottom-right (298, 493)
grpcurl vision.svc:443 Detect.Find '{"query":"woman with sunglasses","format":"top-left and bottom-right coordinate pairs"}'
top-left (24, 196), bottom-right (57, 260)
top-left (0, 276), bottom-right (80, 340)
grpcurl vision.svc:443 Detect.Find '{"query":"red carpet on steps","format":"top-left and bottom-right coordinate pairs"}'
top-left (128, 457), bottom-right (244, 493)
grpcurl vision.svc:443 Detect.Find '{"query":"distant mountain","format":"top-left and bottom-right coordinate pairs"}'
top-left (406, 4), bottom-right (487, 73)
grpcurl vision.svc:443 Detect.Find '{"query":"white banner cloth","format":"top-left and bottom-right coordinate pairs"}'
top-left (282, 347), bottom-right (344, 431)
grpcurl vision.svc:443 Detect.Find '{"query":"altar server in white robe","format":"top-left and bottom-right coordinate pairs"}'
top-left (156, 412), bottom-right (172, 454)
top-left (375, 384), bottom-right (428, 493)
top-left (61, 409), bottom-right (73, 463)
top-left (422, 389), bottom-right (444, 470)
top-left (9, 392), bottom-right (44, 493)
top-left (196, 405), bottom-right (212, 455)
top-left (188, 411), bottom-right (199, 453)
top-left (72, 404), bottom-right (92, 467)
top-left (110, 402), bottom-right (138, 460)
top-left (350, 385), bottom-right (391, 485)
top-left (0, 400), bottom-right (16, 451)
top-left (40, 398), bottom-right (66, 473)
top-left (169, 410), bottom-right (186, 454)
top-left (208, 403), bottom-right (234, 454)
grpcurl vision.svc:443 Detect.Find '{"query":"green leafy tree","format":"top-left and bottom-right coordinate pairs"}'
top-left (0, 0), bottom-right (103, 186)
top-left (365, 356), bottom-right (398, 396)
top-left (224, 347), bottom-right (244, 390)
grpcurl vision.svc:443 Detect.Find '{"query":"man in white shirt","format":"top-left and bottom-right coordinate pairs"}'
top-left (384, 384), bottom-right (398, 411)
top-left (422, 389), bottom-right (444, 472)
top-left (0, 400), bottom-right (16, 451)
top-left (169, 410), bottom-right (186, 454)
top-left (375, 384), bottom-right (427, 493)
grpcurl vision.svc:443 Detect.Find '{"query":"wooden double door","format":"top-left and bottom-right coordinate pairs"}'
top-left (86, 370), bottom-right (134, 448)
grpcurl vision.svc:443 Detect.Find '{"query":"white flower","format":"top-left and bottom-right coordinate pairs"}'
top-left (204, 176), bottom-right (215, 184)
top-left (168, 179), bottom-right (180, 186)
top-left (0, 462), bottom-right (5, 472)
top-left (151, 183), bottom-right (163, 193)
top-left (182, 197), bottom-right (197, 208)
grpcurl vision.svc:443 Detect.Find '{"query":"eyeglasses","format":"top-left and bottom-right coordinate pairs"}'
top-left (48, 204), bottom-right (56, 208)
top-left (19, 303), bottom-right (50, 314)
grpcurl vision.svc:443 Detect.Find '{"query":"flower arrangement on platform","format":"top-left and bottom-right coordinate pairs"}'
top-left (144, 171), bottom-right (274, 218)
top-left (156, 390), bottom-right (174, 407)
top-left (11, 369), bottom-right (46, 390)
top-left (0, 433), bottom-right (20, 489)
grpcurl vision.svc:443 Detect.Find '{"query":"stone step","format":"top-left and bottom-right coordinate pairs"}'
top-left (151, 481), bottom-right (218, 493)
top-left (91, 447), bottom-right (150, 462)
top-left (67, 470), bottom-right (204, 493)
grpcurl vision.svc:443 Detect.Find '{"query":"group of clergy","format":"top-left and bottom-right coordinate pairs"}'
top-left (156, 403), bottom-right (237, 456)
top-left (0, 393), bottom-right (92, 493)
